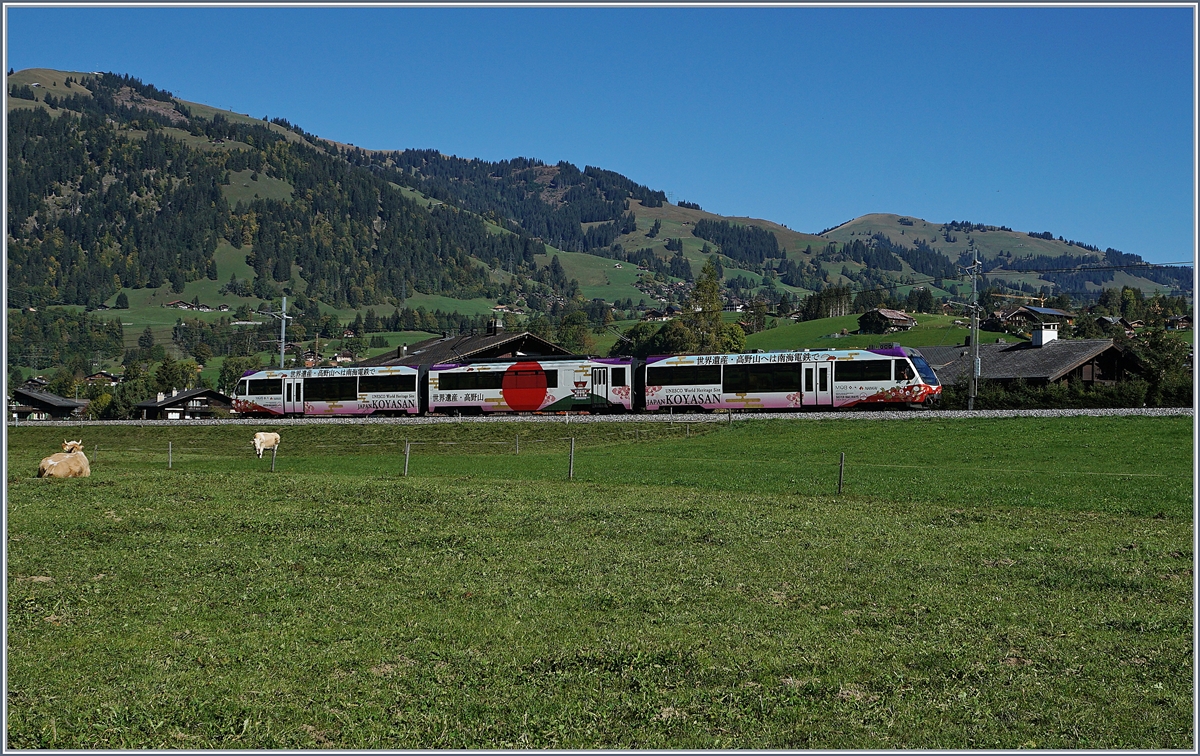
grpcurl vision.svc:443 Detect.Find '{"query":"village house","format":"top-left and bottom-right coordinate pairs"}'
top-left (985, 305), bottom-right (1075, 332)
top-left (858, 308), bottom-right (916, 334)
top-left (84, 370), bottom-right (122, 385)
top-left (9, 387), bottom-right (87, 421)
top-left (134, 388), bottom-right (234, 420)
top-left (920, 323), bottom-right (1135, 388)
top-left (1095, 316), bottom-right (1136, 337)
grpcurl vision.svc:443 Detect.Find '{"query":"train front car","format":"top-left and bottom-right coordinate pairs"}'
top-left (832, 346), bottom-right (941, 409)
top-left (641, 347), bottom-right (940, 413)
top-left (428, 356), bottom-right (634, 414)
top-left (231, 366), bottom-right (421, 417)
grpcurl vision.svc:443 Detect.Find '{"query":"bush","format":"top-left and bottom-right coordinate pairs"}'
top-left (941, 376), bottom-right (1150, 410)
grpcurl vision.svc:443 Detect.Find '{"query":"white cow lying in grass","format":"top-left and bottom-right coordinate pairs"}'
top-left (38, 440), bottom-right (91, 478)
top-left (252, 432), bottom-right (281, 459)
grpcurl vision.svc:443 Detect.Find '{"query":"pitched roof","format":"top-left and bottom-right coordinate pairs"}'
top-left (11, 387), bottom-right (87, 409)
top-left (920, 339), bottom-right (1119, 384)
top-left (869, 308), bottom-right (916, 322)
top-left (355, 330), bottom-right (572, 367)
top-left (134, 387), bottom-right (233, 409)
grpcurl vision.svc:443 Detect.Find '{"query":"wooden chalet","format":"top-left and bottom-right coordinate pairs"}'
top-left (134, 388), bottom-right (234, 420)
top-left (987, 305), bottom-right (1075, 331)
top-left (858, 308), bottom-right (916, 334)
top-left (1166, 315), bottom-right (1192, 331)
top-left (9, 387), bottom-right (87, 420)
top-left (920, 325), bottom-right (1133, 387)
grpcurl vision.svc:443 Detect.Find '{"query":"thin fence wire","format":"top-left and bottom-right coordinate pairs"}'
top-left (81, 437), bottom-right (1183, 481)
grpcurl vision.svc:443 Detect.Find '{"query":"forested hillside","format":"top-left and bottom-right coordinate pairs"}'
top-left (6, 71), bottom-right (567, 311)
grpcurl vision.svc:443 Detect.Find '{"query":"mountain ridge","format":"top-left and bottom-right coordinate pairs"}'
top-left (6, 66), bottom-right (1191, 323)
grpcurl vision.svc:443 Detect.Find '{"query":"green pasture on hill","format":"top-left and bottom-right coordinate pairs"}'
top-left (221, 169), bottom-right (295, 206)
top-left (6, 415), bottom-right (1192, 749)
top-left (746, 314), bottom-right (1024, 352)
top-left (533, 249), bottom-right (646, 305)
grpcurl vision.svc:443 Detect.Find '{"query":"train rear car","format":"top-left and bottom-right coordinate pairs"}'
top-left (428, 356), bottom-right (634, 414)
top-left (641, 347), bottom-right (939, 412)
top-left (232, 366), bottom-right (421, 416)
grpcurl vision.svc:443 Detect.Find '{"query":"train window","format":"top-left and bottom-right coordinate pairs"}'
top-left (834, 360), bottom-right (891, 383)
top-left (611, 367), bottom-right (626, 387)
top-left (286, 383), bottom-right (292, 402)
top-left (438, 371), bottom-right (505, 391)
top-left (304, 376), bottom-right (358, 401)
top-left (722, 364), bottom-right (802, 393)
top-left (248, 378), bottom-right (282, 396)
top-left (236, 380), bottom-right (249, 397)
top-left (818, 365), bottom-right (828, 392)
top-left (545, 370), bottom-right (558, 388)
top-left (804, 367), bottom-right (813, 393)
top-left (646, 365), bottom-right (722, 386)
top-left (910, 354), bottom-right (940, 386)
top-left (507, 370), bottom-right (548, 389)
top-left (894, 360), bottom-right (914, 381)
top-left (360, 374), bottom-right (417, 393)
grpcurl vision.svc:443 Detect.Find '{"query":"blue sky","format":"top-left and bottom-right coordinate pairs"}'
top-left (5, 5), bottom-right (1195, 264)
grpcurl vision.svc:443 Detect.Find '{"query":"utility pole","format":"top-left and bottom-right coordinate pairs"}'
top-left (279, 296), bottom-right (290, 369)
top-left (968, 245), bottom-right (981, 411)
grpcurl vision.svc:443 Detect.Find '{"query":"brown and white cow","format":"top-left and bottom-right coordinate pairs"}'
top-left (38, 440), bottom-right (91, 478)
top-left (252, 432), bottom-right (281, 459)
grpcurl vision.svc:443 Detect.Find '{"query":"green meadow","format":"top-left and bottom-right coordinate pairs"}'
top-left (746, 313), bottom-right (1022, 352)
top-left (6, 415), bottom-right (1192, 748)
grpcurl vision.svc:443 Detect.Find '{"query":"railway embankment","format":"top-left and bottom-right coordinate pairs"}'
top-left (10, 406), bottom-right (1192, 428)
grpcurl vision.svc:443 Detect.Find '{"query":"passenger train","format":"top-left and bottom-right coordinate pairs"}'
top-left (231, 346), bottom-right (941, 417)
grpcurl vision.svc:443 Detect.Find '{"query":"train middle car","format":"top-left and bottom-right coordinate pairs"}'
top-left (428, 356), bottom-right (634, 414)
top-left (641, 346), bottom-right (940, 411)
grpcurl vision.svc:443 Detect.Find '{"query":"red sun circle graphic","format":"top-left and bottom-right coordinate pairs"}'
top-left (501, 361), bottom-right (548, 411)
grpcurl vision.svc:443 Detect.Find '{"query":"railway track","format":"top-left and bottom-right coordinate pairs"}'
top-left (11, 406), bottom-right (1192, 428)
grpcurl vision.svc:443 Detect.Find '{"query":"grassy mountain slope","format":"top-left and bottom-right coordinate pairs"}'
top-left (744, 313), bottom-right (1020, 352)
top-left (822, 213), bottom-right (1181, 294)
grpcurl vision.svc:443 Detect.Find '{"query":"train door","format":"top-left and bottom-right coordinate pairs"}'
top-left (284, 377), bottom-right (304, 415)
top-left (591, 367), bottom-right (608, 408)
top-left (816, 362), bottom-right (832, 406)
top-left (803, 362), bottom-right (833, 407)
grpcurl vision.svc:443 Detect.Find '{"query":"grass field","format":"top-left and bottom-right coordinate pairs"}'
top-left (532, 249), bottom-right (647, 305)
top-left (221, 169), bottom-right (295, 206)
top-left (6, 415), bottom-right (1192, 748)
top-left (746, 314), bottom-right (1023, 352)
